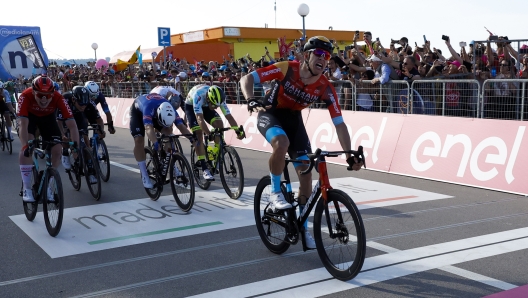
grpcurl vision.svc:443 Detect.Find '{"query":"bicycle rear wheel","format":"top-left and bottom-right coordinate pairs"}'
top-left (144, 147), bottom-right (162, 200)
top-left (169, 152), bottom-right (195, 212)
top-left (67, 151), bottom-right (81, 191)
top-left (83, 147), bottom-right (102, 200)
top-left (219, 146), bottom-right (244, 199)
top-left (23, 167), bottom-right (39, 221)
top-left (253, 175), bottom-right (291, 254)
top-left (190, 145), bottom-right (211, 190)
top-left (313, 189), bottom-right (366, 281)
top-left (0, 116), bottom-right (5, 152)
top-left (43, 168), bottom-right (64, 237)
top-left (96, 139), bottom-right (110, 182)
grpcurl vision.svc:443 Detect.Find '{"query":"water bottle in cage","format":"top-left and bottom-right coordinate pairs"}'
top-left (207, 141), bottom-right (216, 161)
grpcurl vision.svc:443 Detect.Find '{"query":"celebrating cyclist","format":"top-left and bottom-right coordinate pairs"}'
top-left (18, 75), bottom-right (79, 202)
top-left (240, 36), bottom-right (363, 248)
top-left (130, 92), bottom-right (189, 189)
top-left (84, 81), bottom-right (116, 136)
top-left (184, 84), bottom-right (245, 181)
top-left (57, 86), bottom-right (98, 184)
top-left (0, 81), bottom-right (16, 141)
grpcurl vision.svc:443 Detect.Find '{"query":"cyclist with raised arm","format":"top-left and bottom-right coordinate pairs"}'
top-left (57, 86), bottom-right (98, 184)
top-left (240, 36), bottom-right (363, 248)
top-left (84, 81), bottom-right (116, 138)
top-left (130, 92), bottom-right (188, 189)
top-left (184, 84), bottom-right (245, 181)
top-left (0, 81), bottom-right (16, 141)
top-left (18, 75), bottom-right (79, 202)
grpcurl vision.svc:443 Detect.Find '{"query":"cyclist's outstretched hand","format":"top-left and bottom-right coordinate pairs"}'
top-left (346, 156), bottom-right (363, 171)
top-left (234, 126), bottom-right (245, 140)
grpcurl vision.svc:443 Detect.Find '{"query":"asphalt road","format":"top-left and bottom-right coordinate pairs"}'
top-left (1, 127), bottom-right (527, 298)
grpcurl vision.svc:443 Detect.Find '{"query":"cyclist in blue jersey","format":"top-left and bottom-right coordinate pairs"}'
top-left (184, 84), bottom-right (245, 181)
top-left (0, 81), bottom-right (16, 140)
top-left (84, 81), bottom-right (116, 137)
top-left (130, 92), bottom-right (193, 188)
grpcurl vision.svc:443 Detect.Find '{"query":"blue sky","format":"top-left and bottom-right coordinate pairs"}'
top-left (2, 0), bottom-right (525, 60)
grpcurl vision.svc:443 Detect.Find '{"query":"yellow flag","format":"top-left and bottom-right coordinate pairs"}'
top-left (128, 45), bottom-right (141, 64)
top-left (114, 59), bottom-right (129, 72)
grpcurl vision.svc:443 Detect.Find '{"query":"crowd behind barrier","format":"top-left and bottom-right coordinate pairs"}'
top-left (11, 78), bottom-right (521, 121)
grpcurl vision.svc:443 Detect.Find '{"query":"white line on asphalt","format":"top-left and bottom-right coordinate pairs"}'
top-left (190, 227), bottom-right (527, 298)
top-left (109, 161), bottom-right (140, 173)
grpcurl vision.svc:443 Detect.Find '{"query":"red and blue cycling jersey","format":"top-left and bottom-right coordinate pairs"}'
top-left (251, 61), bottom-right (344, 125)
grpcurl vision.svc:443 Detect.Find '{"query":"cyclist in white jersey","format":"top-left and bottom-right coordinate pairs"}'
top-left (184, 84), bottom-right (244, 180)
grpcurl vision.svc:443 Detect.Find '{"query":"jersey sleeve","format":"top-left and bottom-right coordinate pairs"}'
top-left (251, 61), bottom-right (289, 84)
top-left (16, 91), bottom-right (29, 118)
top-left (219, 102), bottom-right (231, 116)
top-left (97, 93), bottom-right (110, 113)
top-left (56, 95), bottom-right (74, 120)
top-left (193, 93), bottom-right (205, 114)
top-left (320, 84), bottom-right (344, 126)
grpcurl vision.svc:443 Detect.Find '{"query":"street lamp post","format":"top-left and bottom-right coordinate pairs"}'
top-left (297, 3), bottom-right (310, 42)
top-left (91, 43), bottom-right (98, 61)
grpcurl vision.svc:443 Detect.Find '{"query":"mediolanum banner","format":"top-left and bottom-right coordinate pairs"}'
top-left (0, 26), bottom-right (49, 80)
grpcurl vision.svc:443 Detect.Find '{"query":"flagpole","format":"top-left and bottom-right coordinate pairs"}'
top-left (163, 46), bottom-right (166, 70)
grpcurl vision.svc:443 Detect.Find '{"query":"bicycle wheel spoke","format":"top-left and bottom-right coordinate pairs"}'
top-left (220, 146), bottom-right (244, 199)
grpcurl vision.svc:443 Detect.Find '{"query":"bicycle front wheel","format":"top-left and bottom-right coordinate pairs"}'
top-left (169, 153), bottom-right (195, 212)
top-left (190, 145), bottom-right (211, 190)
top-left (313, 189), bottom-right (366, 281)
top-left (219, 146), bottom-right (244, 199)
top-left (144, 147), bottom-right (162, 200)
top-left (96, 139), bottom-right (110, 182)
top-left (83, 147), bottom-right (102, 201)
top-left (253, 175), bottom-right (290, 254)
top-left (67, 150), bottom-right (81, 191)
top-left (43, 168), bottom-right (64, 237)
top-left (23, 167), bottom-right (39, 221)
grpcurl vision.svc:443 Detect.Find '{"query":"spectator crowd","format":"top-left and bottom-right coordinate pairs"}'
top-left (4, 31), bottom-right (528, 121)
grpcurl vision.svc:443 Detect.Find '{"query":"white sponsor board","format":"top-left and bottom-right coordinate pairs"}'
top-left (9, 178), bottom-right (451, 258)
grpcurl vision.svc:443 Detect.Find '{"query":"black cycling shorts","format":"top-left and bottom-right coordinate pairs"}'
top-left (129, 104), bottom-right (163, 138)
top-left (184, 104), bottom-right (221, 132)
top-left (257, 108), bottom-right (311, 160)
top-left (26, 113), bottom-right (62, 141)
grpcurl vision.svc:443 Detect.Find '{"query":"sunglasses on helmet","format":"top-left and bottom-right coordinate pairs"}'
top-left (311, 49), bottom-right (331, 61)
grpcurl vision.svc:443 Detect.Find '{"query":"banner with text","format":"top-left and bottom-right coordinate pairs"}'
top-left (101, 98), bottom-right (528, 195)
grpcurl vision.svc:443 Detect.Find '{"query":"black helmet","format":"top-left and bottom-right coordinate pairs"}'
top-left (303, 36), bottom-right (334, 53)
top-left (72, 86), bottom-right (90, 106)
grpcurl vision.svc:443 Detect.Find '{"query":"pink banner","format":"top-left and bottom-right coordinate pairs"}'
top-left (390, 116), bottom-right (528, 194)
top-left (104, 100), bottom-right (528, 195)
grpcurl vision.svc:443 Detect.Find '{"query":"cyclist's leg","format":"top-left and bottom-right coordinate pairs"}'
top-left (0, 100), bottom-right (13, 139)
top-left (85, 105), bottom-right (105, 139)
top-left (19, 114), bottom-right (36, 201)
top-left (256, 109), bottom-right (289, 195)
top-left (185, 104), bottom-right (207, 171)
top-left (207, 109), bottom-right (223, 151)
top-left (129, 104), bottom-right (151, 187)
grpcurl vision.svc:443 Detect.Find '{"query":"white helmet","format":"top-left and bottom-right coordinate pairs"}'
top-left (156, 102), bottom-right (176, 127)
top-left (177, 72), bottom-right (187, 80)
top-left (84, 81), bottom-right (99, 97)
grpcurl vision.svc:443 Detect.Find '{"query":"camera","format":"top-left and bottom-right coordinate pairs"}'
top-left (345, 45), bottom-right (352, 51)
top-left (390, 39), bottom-right (399, 44)
top-left (459, 42), bottom-right (467, 47)
top-left (442, 35), bottom-right (449, 41)
top-left (355, 30), bottom-right (359, 35)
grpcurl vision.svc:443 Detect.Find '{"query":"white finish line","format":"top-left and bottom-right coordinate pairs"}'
top-left (9, 177), bottom-right (451, 258)
top-left (190, 228), bottom-right (526, 298)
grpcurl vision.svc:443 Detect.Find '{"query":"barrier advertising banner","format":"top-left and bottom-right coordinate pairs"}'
top-left (101, 99), bottom-right (528, 195)
top-left (0, 26), bottom-right (49, 80)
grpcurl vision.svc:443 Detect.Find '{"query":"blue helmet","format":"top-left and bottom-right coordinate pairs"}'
top-left (53, 82), bottom-right (60, 91)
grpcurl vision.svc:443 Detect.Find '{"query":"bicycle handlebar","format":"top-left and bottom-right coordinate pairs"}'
top-left (24, 139), bottom-right (76, 158)
top-left (300, 146), bottom-right (366, 175)
top-left (206, 125), bottom-right (246, 141)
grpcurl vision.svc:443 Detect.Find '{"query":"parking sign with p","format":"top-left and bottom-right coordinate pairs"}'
top-left (158, 27), bottom-right (171, 46)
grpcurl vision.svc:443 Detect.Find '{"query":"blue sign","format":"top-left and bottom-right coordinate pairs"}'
top-left (0, 26), bottom-right (49, 80)
top-left (158, 27), bottom-right (171, 47)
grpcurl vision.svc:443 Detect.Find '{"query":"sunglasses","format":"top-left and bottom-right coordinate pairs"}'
top-left (34, 91), bottom-right (53, 100)
top-left (311, 49), bottom-right (331, 61)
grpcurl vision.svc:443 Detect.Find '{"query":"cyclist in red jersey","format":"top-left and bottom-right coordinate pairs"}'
top-left (240, 36), bottom-right (363, 249)
top-left (18, 75), bottom-right (80, 203)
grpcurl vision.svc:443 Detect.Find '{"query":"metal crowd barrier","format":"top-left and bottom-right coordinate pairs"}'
top-left (81, 78), bottom-right (528, 121)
